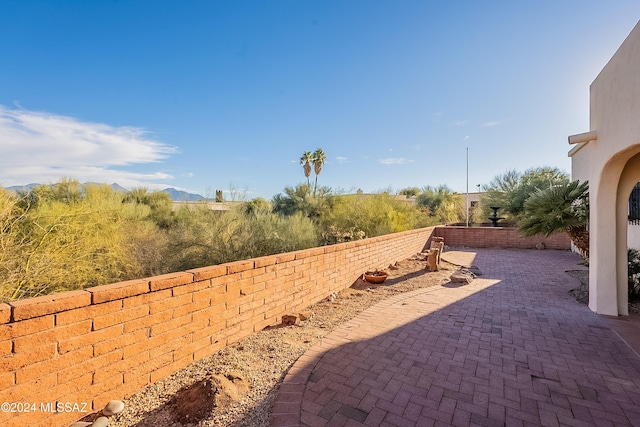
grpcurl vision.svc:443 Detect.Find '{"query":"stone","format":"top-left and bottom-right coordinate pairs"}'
top-left (91, 417), bottom-right (110, 427)
top-left (226, 371), bottom-right (245, 383)
top-left (281, 315), bottom-right (298, 326)
top-left (450, 270), bottom-right (475, 285)
top-left (102, 400), bottom-right (124, 416)
top-left (70, 423), bottom-right (92, 427)
top-left (298, 311), bottom-right (313, 321)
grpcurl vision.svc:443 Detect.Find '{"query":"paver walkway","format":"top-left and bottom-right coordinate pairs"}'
top-left (270, 249), bottom-right (640, 427)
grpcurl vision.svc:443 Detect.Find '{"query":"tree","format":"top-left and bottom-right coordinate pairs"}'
top-left (481, 167), bottom-right (570, 224)
top-left (300, 151), bottom-right (313, 186)
top-left (399, 187), bottom-right (421, 197)
top-left (312, 148), bottom-right (326, 198)
top-left (271, 183), bottom-right (332, 219)
top-left (519, 180), bottom-right (589, 257)
top-left (242, 197), bottom-right (271, 215)
top-left (0, 181), bottom-right (145, 301)
top-left (122, 188), bottom-right (175, 229)
top-left (416, 185), bottom-right (465, 225)
top-left (318, 193), bottom-right (425, 244)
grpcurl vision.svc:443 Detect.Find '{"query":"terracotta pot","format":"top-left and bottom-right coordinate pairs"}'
top-left (363, 271), bottom-right (388, 284)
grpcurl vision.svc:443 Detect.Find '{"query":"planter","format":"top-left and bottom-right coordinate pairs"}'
top-left (363, 270), bottom-right (388, 284)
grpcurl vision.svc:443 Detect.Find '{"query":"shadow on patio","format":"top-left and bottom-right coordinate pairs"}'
top-left (264, 249), bottom-right (640, 426)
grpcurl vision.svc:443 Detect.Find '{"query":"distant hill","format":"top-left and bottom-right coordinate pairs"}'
top-left (6, 183), bottom-right (40, 193)
top-left (5, 183), bottom-right (207, 201)
top-left (160, 188), bottom-right (207, 202)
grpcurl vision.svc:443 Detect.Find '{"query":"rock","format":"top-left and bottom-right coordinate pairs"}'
top-left (226, 371), bottom-right (245, 383)
top-left (102, 400), bottom-right (124, 416)
top-left (70, 423), bottom-right (92, 427)
top-left (298, 311), bottom-right (313, 321)
top-left (281, 315), bottom-right (298, 326)
top-left (91, 417), bottom-right (110, 427)
top-left (450, 269), bottom-right (475, 285)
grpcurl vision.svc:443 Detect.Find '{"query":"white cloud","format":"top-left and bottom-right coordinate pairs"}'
top-left (481, 120), bottom-right (505, 127)
top-left (378, 158), bottom-right (414, 165)
top-left (336, 156), bottom-right (348, 164)
top-left (0, 106), bottom-right (177, 188)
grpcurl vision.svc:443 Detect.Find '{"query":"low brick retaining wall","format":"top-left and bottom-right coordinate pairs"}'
top-left (434, 226), bottom-right (571, 250)
top-left (0, 227), bottom-right (435, 427)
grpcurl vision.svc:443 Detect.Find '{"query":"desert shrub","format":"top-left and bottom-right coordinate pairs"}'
top-left (0, 181), bottom-right (144, 301)
top-left (242, 197), bottom-right (271, 215)
top-left (629, 248), bottom-right (640, 300)
top-left (164, 205), bottom-right (317, 271)
top-left (416, 185), bottom-right (465, 225)
top-left (318, 193), bottom-right (425, 245)
top-left (122, 187), bottom-right (176, 229)
top-left (271, 183), bottom-right (333, 219)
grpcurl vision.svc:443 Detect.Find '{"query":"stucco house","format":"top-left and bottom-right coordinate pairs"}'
top-left (569, 20), bottom-right (640, 316)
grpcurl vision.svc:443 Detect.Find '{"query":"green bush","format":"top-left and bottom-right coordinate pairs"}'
top-left (481, 167), bottom-right (569, 224)
top-left (415, 185), bottom-right (465, 225)
top-left (317, 193), bottom-right (426, 245)
top-left (629, 248), bottom-right (640, 300)
top-left (0, 181), bottom-right (145, 301)
top-left (164, 205), bottom-right (318, 271)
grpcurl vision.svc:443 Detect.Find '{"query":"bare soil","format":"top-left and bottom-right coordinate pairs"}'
top-left (88, 252), bottom-right (459, 427)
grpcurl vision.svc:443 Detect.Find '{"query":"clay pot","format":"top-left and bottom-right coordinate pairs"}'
top-left (363, 270), bottom-right (388, 284)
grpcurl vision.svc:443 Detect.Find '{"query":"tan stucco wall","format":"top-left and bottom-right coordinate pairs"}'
top-left (570, 20), bottom-right (640, 315)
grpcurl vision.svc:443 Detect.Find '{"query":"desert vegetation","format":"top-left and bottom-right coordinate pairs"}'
top-left (0, 175), bottom-right (457, 302)
top-left (3, 163), bottom-right (607, 302)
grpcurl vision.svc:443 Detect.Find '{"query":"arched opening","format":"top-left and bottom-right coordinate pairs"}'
top-left (616, 151), bottom-right (640, 315)
top-left (590, 147), bottom-right (640, 315)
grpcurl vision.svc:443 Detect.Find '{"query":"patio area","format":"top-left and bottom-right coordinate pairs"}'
top-left (271, 249), bottom-right (640, 426)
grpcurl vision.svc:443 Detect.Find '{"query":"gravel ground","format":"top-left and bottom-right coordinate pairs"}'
top-left (81, 253), bottom-right (458, 427)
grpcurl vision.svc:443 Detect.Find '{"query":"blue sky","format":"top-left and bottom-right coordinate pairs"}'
top-left (1, 1), bottom-right (639, 199)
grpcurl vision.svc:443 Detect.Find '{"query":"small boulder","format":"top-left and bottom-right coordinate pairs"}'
top-left (91, 417), bottom-right (110, 427)
top-left (450, 270), bottom-right (475, 285)
top-left (103, 400), bottom-right (124, 416)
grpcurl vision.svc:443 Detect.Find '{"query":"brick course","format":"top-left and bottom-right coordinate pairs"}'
top-left (434, 226), bottom-right (571, 250)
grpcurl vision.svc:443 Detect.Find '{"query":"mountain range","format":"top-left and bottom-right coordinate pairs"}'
top-left (5, 183), bottom-right (208, 202)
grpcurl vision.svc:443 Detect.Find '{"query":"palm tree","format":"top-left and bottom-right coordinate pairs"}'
top-left (312, 148), bottom-right (326, 198)
top-left (300, 151), bottom-right (313, 186)
top-left (519, 180), bottom-right (589, 258)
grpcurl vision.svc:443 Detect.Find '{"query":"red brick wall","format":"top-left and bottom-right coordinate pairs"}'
top-left (0, 227), bottom-right (435, 427)
top-left (433, 226), bottom-right (571, 250)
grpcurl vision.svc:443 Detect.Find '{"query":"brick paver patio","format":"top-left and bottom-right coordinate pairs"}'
top-left (270, 249), bottom-right (640, 427)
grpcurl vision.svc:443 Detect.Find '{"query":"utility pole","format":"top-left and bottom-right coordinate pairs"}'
top-left (466, 147), bottom-right (469, 227)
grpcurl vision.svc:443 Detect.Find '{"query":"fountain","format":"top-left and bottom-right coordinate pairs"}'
top-left (488, 206), bottom-right (504, 227)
